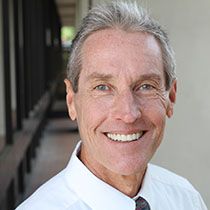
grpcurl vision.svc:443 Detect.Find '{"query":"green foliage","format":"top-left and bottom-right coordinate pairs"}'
top-left (61, 26), bottom-right (75, 41)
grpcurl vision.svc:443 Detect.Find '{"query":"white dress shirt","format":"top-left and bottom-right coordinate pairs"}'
top-left (16, 142), bottom-right (208, 210)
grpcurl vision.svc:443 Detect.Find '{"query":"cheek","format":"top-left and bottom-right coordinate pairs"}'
top-left (75, 96), bottom-right (110, 133)
top-left (143, 99), bottom-right (167, 135)
top-left (142, 92), bottom-right (168, 116)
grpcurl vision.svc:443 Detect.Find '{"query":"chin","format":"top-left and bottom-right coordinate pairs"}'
top-left (108, 158), bottom-right (148, 176)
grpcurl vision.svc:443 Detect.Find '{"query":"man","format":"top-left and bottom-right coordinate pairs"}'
top-left (16, 1), bottom-right (208, 210)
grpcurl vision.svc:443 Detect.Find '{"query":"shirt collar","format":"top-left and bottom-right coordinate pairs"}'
top-left (65, 141), bottom-right (148, 210)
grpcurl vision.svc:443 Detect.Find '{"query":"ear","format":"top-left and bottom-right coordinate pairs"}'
top-left (166, 80), bottom-right (177, 118)
top-left (64, 79), bottom-right (77, 121)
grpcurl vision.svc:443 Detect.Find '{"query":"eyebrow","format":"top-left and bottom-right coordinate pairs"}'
top-left (86, 72), bottom-right (114, 82)
top-left (137, 73), bottom-right (162, 82)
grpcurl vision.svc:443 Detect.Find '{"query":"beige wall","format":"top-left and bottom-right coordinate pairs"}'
top-left (145, 0), bottom-right (210, 207)
top-left (76, 0), bottom-right (210, 207)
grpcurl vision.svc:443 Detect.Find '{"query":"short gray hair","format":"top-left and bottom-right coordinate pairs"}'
top-left (67, 1), bottom-right (176, 92)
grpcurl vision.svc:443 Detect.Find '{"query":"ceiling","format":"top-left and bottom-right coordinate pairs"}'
top-left (55, 0), bottom-right (76, 26)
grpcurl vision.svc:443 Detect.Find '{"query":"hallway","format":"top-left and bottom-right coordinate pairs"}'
top-left (23, 98), bottom-right (79, 199)
top-left (0, 0), bottom-right (210, 209)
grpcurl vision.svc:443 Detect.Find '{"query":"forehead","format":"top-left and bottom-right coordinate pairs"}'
top-left (80, 29), bottom-right (164, 81)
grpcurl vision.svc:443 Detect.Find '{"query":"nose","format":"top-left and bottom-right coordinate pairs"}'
top-left (110, 90), bottom-right (141, 123)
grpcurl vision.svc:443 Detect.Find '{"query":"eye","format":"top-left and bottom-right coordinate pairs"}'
top-left (95, 84), bottom-right (110, 91)
top-left (138, 84), bottom-right (155, 91)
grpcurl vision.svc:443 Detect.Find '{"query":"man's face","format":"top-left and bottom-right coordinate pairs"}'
top-left (66, 29), bottom-right (176, 177)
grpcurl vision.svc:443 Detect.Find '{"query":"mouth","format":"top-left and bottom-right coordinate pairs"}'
top-left (105, 131), bottom-right (145, 142)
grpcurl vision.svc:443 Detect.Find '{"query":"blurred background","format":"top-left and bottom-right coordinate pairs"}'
top-left (0, 0), bottom-right (209, 209)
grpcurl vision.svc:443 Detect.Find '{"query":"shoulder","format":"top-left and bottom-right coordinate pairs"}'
top-left (145, 164), bottom-right (208, 209)
top-left (15, 169), bottom-right (78, 210)
top-left (148, 164), bottom-right (196, 192)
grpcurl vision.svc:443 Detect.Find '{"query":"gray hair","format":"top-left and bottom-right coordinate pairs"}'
top-left (67, 1), bottom-right (176, 92)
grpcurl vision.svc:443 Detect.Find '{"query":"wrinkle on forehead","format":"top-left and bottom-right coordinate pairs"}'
top-left (82, 28), bottom-right (162, 58)
top-left (80, 28), bottom-right (164, 86)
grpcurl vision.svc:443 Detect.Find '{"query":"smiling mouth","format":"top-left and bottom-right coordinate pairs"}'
top-left (105, 132), bottom-right (145, 142)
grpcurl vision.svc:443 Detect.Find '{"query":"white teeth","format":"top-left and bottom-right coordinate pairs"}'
top-left (107, 132), bottom-right (143, 142)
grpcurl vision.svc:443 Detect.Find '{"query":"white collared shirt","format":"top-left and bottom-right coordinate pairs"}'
top-left (16, 142), bottom-right (208, 210)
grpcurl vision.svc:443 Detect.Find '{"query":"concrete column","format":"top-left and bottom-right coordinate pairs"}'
top-left (9, 0), bottom-right (16, 130)
top-left (92, 0), bottom-right (112, 6)
top-left (0, 0), bottom-right (6, 150)
top-left (75, 0), bottom-right (89, 30)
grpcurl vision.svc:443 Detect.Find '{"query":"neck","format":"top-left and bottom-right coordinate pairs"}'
top-left (79, 150), bottom-right (147, 198)
top-left (100, 169), bottom-right (146, 197)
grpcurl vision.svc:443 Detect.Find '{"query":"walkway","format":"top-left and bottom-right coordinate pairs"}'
top-left (23, 98), bottom-right (79, 199)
